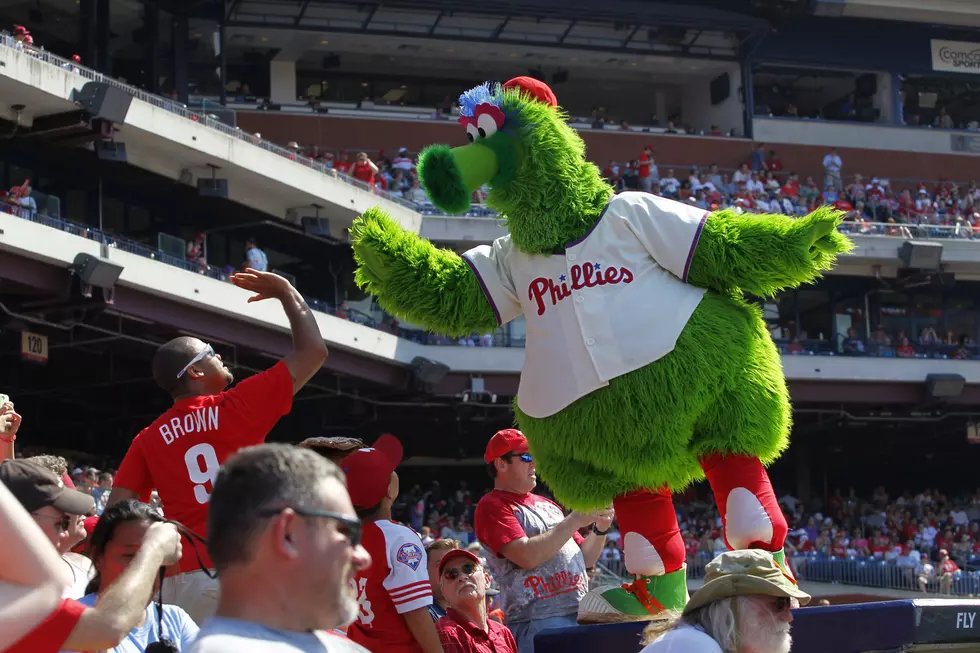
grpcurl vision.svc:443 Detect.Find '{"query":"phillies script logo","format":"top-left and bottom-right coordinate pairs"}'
top-left (524, 570), bottom-right (586, 600)
top-left (528, 262), bottom-right (634, 316)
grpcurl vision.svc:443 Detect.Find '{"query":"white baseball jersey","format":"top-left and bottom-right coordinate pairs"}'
top-left (463, 191), bottom-right (708, 418)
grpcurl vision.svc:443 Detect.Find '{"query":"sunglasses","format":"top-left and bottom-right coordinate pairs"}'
top-left (502, 452), bottom-right (533, 463)
top-left (443, 562), bottom-right (479, 581)
top-left (34, 512), bottom-right (71, 532)
top-left (176, 344), bottom-right (215, 379)
top-left (773, 597), bottom-right (797, 612)
top-left (258, 507), bottom-right (362, 547)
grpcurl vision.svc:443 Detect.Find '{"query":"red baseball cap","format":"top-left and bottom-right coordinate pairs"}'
top-left (503, 77), bottom-right (558, 108)
top-left (82, 515), bottom-right (99, 536)
top-left (342, 434), bottom-right (403, 508)
top-left (438, 548), bottom-right (482, 575)
top-left (483, 429), bottom-right (528, 464)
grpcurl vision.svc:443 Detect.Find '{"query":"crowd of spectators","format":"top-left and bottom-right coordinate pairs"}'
top-left (601, 143), bottom-right (979, 240)
top-left (272, 135), bottom-right (979, 242)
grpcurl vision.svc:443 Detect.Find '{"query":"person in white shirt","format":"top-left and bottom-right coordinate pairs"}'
top-left (1, 458), bottom-right (96, 599)
top-left (244, 238), bottom-right (268, 271)
top-left (732, 164), bottom-right (751, 184)
top-left (822, 148), bottom-right (843, 191)
top-left (188, 444), bottom-right (372, 653)
top-left (641, 550), bottom-right (809, 653)
top-left (659, 169), bottom-right (680, 196)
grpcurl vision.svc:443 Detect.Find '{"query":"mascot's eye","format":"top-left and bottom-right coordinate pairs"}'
top-left (477, 113), bottom-right (499, 139)
top-left (466, 123), bottom-right (480, 143)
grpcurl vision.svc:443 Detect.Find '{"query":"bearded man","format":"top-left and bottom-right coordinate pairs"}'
top-left (640, 550), bottom-right (810, 653)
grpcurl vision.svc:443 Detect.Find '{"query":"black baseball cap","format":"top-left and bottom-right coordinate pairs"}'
top-left (1, 460), bottom-right (95, 515)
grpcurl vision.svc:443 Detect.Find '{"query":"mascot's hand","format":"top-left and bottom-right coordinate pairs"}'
top-left (797, 209), bottom-right (853, 270)
top-left (350, 206), bottom-right (400, 293)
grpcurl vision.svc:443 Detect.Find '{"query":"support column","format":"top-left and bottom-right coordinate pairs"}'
top-left (740, 59), bottom-right (755, 139)
top-left (143, 4), bottom-right (159, 94)
top-left (892, 72), bottom-right (904, 126)
top-left (95, 0), bottom-right (110, 73)
top-left (794, 438), bottom-right (811, 507)
top-left (172, 8), bottom-right (190, 103)
top-left (269, 60), bottom-right (297, 104)
top-left (873, 72), bottom-right (895, 124)
top-left (219, 23), bottom-right (228, 106)
top-left (79, 0), bottom-right (96, 69)
top-left (654, 90), bottom-right (667, 126)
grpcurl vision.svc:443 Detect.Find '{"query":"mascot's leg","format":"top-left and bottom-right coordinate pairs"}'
top-left (691, 301), bottom-right (796, 581)
top-left (699, 453), bottom-right (794, 580)
top-left (578, 488), bottom-right (689, 623)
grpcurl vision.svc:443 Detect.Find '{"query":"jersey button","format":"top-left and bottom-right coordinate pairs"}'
top-left (575, 295), bottom-right (584, 303)
top-left (586, 338), bottom-right (595, 346)
top-left (568, 253), bottom-right (577, 261)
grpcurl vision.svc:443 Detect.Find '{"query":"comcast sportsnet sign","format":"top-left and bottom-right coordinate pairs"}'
top-left (931, 40), bottom-right (980, 73)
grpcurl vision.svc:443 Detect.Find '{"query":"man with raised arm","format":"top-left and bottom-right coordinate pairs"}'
top-left (106, 269), bottom-right (328, 624)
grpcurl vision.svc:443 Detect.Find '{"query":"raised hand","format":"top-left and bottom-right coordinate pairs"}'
top-left (0, 402), bottom-right (21, 437)
top-left (144, 521), bottom-right (182, 567)
top-left (230, 268), bottom-right (297, 303)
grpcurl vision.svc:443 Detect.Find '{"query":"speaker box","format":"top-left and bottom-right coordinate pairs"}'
top-left (926, 373), bottom-right (965, 398)
top-left (95, 140), bottom-right (127, 162)
top-left (899, 240), bottom-right (942, 269)
top-left (73, 82), bottom-right (134, 124)
top-left (410, 357), bottom-right (449, 385)
top-left (197, 178), bottom-right (229, 198)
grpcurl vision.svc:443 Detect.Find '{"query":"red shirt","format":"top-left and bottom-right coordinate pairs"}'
top-left (6, 598), bottom-right (87, 653)
top-left (638, 153), bottom-right (651, 179)
top-left (436, 609), bottom-right (518, 653)
top-left (475, 492), bottom-right (585, 556)
top-left (352, 161), bottom-right (375, 185)
top-left (114, 362), bottom-right (293, 573)
top-left (349, 520), bottom-right (433, 653)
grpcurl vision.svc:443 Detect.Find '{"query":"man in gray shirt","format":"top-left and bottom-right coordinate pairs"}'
top-left (188, 444), bottom-right (372, 652)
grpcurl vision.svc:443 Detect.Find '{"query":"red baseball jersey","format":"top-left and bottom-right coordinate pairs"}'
top-left (113, 362), bottom-right (293, 573)
top-left (348, 520), bottom-right (432, 653)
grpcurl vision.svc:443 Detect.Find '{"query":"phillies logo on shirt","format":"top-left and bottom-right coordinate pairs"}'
top-left (395, 543), bottom-right (423, 570)
top-left (523, 570), bottom-right (586, 600)
top-left (528, 262), bottom-right (634, 316)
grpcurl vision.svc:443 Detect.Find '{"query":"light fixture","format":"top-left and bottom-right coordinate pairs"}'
top-left (320, 40), bottom-right (329, 45)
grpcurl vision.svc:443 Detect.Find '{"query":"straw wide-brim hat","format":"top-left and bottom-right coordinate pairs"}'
top-left (683, 549), bottom-right (811, 615)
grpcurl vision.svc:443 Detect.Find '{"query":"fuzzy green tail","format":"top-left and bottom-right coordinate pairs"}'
top-left (687, 206), bottom-right (854, 298)
top-left (350, 207), bottom-right (498, 336)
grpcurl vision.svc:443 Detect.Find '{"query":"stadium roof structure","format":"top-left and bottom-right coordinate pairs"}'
top-left (220, 0), bottom-right (770, 59)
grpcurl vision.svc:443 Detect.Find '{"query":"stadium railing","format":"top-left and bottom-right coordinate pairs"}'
top-left (601, 553), bottom-right (980, 597)
top-left (0, 33), bottom-right (419, 212)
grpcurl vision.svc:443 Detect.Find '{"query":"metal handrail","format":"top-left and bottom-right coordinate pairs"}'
top-left (0, 33), bottom-right (420, 212)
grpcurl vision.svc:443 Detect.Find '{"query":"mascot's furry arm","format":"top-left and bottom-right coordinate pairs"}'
top-left (349, 207), bottom-right (498, 336)
top-left (687, 206), bottom-right (854, 298)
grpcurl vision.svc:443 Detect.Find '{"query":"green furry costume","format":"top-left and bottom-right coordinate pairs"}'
top-left (350, 77), bottom-right (851, 622)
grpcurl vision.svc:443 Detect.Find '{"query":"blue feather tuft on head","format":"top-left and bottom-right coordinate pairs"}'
top-left (458, 82), bottom-right (503, 118)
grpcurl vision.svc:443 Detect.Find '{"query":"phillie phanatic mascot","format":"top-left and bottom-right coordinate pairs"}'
top-left (349, 77), bottom-right (852, 622)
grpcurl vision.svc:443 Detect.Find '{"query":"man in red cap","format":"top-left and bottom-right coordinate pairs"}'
top-left (435, 548), bottom-right (517, 653)
top-left (474, 429), bottom-right (612, 653)
top-left (344, 435), bottom-right (443, 653)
